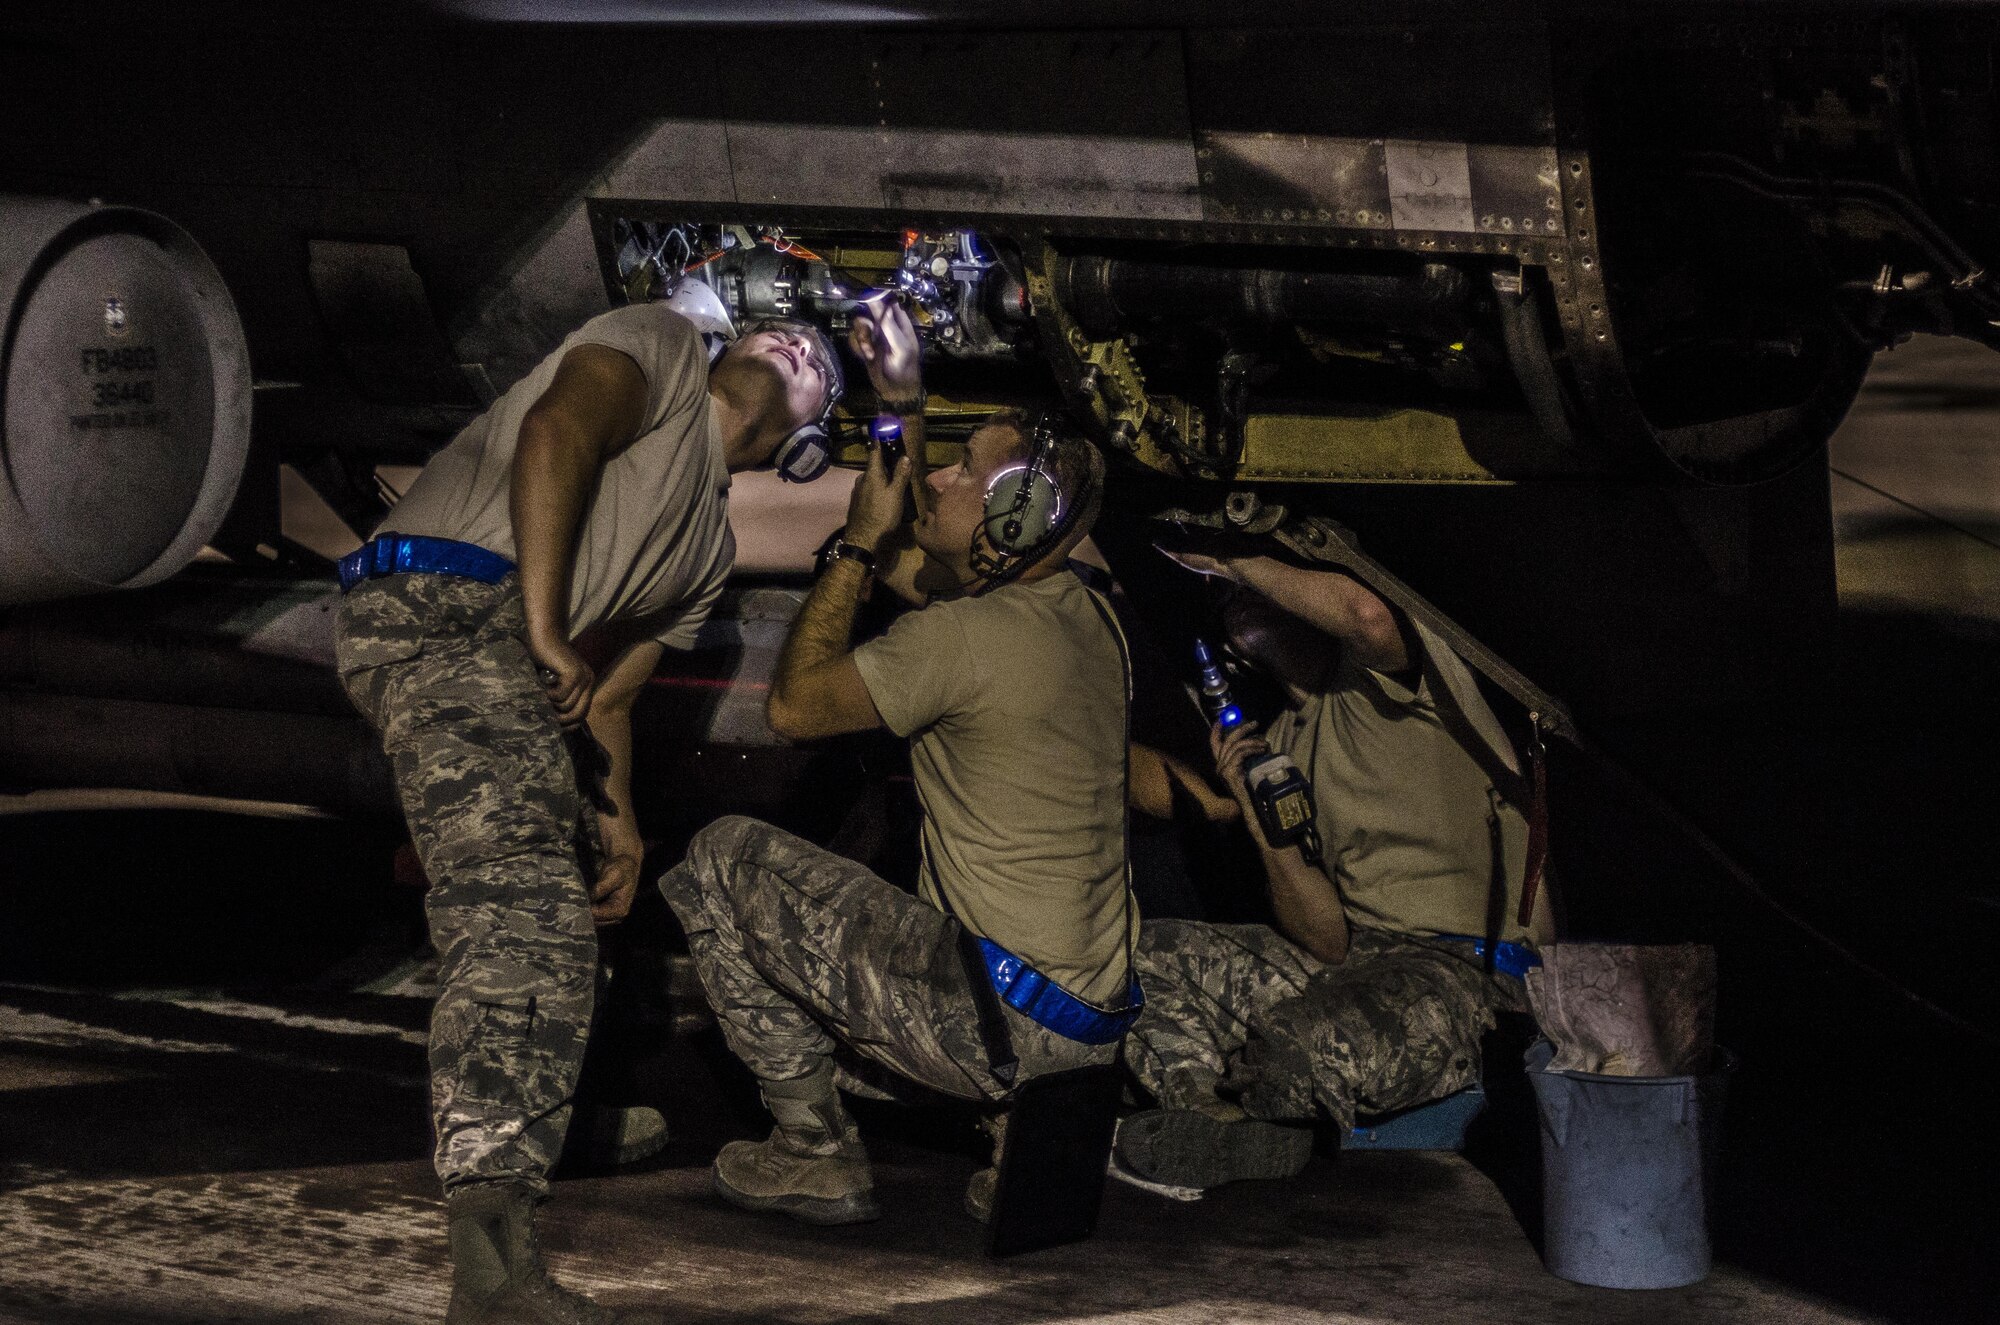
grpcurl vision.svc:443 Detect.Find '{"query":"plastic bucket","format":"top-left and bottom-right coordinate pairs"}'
top-left (1525, 1038), bottom-right (1730, 1289)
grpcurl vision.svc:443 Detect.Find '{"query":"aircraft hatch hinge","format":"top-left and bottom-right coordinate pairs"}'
top-left (1022, 242), bottom-right (1227, 479)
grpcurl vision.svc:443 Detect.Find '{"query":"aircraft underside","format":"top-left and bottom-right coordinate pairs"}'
top-left (4, 4), bottom-right (1999, 607)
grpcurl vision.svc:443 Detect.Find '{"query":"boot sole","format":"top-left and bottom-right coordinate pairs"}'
top-left (712, 1170), bottom-right (881, 1226)
top-left (1115, 1109), bottom-right (1314, 1190)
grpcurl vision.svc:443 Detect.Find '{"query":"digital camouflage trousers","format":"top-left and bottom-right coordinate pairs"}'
top-left (334, 573), bottom-right (598, 1195)
top-left (659, 815), bottom-right (1113, 1103)
top-left (1127, 920), bottom-right (1526, 1129)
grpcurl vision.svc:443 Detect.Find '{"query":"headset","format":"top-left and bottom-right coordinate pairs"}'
top-left (969, 411), bottom-right (1079, 593)
top-left (772, 414), bottom-right (836, 483)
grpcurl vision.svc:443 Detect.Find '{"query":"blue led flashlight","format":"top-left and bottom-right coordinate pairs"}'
top-left (1194, 639), bottom-right (1244, 729)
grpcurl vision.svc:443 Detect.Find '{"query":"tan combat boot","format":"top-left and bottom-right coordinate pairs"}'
top-left (712, 1060), bottom-right (879, 1225)
top-left (444, 1181), bottom-right (662, 1325)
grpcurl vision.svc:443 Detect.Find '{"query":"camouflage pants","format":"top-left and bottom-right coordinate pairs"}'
top-left (1128, 921), bottom-right (1521, 1129)
top-left (334, 573), bottom-right (597, 1195)
top-left (659, 815), bottom-right (1112, 1101)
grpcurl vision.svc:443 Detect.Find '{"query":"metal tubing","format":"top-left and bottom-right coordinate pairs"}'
top-left (1493, 270), bottom-right (1577, 448)
top-left (1056, 254), bottom-right (1477, 342)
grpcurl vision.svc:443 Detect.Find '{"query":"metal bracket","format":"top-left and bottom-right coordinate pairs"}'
top-left (1023, 241), bottom-right (1220, 478)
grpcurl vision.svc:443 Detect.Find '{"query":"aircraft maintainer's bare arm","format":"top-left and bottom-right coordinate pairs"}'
top-left (767, 444), bottom-right (909, 742)
top-left (1211, 719), bottom-right (1351, 963)
top-left (1164, 549), bottom-right (1408, 675)
top-left (583, 637), bottom-right (663, 926)
top-left (849, 301), bottom-right (931, 520)
top-left (1128, 741), bottom-right (1240, 824)
top-left (766, 558), bottom-right (882, 742)
top-left (1229, 558), bottom-right (1408, 674)
top-left (510, 343), bottom-right (650, 727)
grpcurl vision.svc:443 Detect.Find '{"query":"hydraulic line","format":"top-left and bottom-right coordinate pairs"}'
top-left (1055, 254), bottom-right (1477, 344)
top-left (1682, 153), bottom-right (2000, 321)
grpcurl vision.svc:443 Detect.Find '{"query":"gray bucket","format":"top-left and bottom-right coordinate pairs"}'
top-left (1525, 1038), bottom-right (1730, 1289)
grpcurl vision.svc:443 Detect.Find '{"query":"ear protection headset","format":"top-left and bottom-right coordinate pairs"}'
top-left (772, 413), bottom-right (836, 483)
top-left (969, 411), bottom-right (1076, 592)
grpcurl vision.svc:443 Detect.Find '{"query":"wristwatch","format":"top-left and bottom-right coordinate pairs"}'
top-left (877, 388), bottom-right (926, 416)
top-left (817, 538), bottom-right (878, 578)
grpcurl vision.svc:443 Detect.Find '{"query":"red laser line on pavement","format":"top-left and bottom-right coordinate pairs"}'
top-left (645, 676), bottom-right (769, 691)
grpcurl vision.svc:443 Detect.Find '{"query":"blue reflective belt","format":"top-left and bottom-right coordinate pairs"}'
top-left (338, 533), bottom-right (515, 593)
top-left (1433, 934), bottom-right (1542, 981)
top-left (975, 938), bottom-right (1143, 1046)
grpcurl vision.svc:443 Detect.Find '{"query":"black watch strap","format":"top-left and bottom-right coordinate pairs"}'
top-left (878, 390), bottom-right (926, 415)
top-left (824, 539), bottom-right (877, 575)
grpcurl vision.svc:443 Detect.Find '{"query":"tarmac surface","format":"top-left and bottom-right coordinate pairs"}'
top-left (0, 981), bottom-right (1880, 1325)
top-left (1830, 335), bottom-right (2000, 626)
top-left (4, 335), bottom-right (1998, 1324)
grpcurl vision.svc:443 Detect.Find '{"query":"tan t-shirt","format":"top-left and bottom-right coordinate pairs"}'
top-left (1267, 619), bottom-right (1555, 948)
top-left (382, 303), bottom-right (731, 649)
top-left (852, 572), bottom-right (1136, 1006)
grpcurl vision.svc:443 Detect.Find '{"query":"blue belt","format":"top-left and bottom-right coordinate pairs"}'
top-left (975, 938), bottom-right (1143, 1046)
top-left (338, 533), bottom-right (515, 593)
top-left (1433, 934), bottom-right (1542, 981)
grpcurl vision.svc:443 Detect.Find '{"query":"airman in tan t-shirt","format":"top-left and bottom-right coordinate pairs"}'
top-left (332, 296), bottom-right (844, 1322)
top-left (1118, 552), bottom-right (1553, 1190)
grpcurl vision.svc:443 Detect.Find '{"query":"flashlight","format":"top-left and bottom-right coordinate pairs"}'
top-left (1191, 638), bottom-right (1320, 861)
top-left (869, 414), bottom-right (905, 469)
top-left (1194, 638), bottom-right (1244, 730)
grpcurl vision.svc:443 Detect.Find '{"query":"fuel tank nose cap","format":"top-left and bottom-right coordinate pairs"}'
top-left (1, 197), bottom-right (251, 605)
